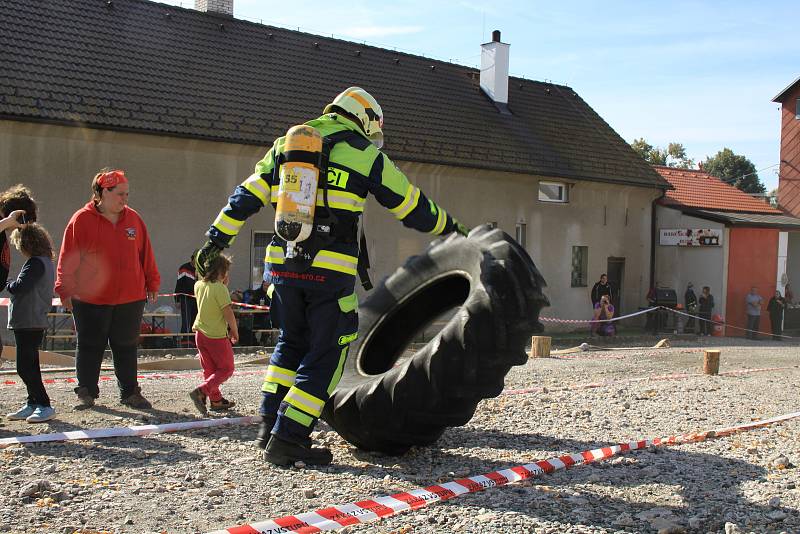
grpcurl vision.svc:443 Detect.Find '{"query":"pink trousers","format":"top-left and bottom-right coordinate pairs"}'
top-left (195, 331), bottom-right (234, 401)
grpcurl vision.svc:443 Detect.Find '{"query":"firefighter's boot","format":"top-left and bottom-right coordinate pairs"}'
top-left (255, 415), bottom-right (276, 449)
top-left (263, 435), bottom-right (332, 466)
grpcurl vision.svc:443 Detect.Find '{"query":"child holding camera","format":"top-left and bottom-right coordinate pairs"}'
top-left (0, 185), bottom-right (39, 362)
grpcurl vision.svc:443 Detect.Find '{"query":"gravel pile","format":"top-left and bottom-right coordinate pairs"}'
top-left (0, 337), bottom-right (798, 533)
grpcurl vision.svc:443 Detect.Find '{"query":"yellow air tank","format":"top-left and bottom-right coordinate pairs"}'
top-left (275, 125), bottom-right (323, 249)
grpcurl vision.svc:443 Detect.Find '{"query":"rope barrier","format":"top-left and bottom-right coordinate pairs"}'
top-left (542, 305), bottom-right (795, 340)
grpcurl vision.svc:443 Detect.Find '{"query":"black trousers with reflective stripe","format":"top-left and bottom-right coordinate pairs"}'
top-left (259, 284), bottom-right (357, 444)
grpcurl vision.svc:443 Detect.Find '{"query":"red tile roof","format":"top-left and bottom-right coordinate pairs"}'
top-left (654, 166), bottom-right (782, 214)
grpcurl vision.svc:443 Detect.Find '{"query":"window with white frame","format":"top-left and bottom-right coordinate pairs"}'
top-left (250, 230), bottom-right (274, 289)
top-left (538, 181), bottom-right (569, 203)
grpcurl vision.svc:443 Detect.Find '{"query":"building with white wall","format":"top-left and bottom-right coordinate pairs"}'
top-left (0, 0), bottom-right (670, 338)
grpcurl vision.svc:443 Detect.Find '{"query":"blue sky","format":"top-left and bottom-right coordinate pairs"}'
top-left (161, 0), bottom-right (797, 190)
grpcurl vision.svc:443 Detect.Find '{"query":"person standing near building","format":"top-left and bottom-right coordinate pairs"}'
top-left (684, 282), bottom-right (697, 333)
top-left (4, 222), bottom-right (57, 423)
top-left (0, 185), bottom-right (38, 362)
top-left (590, 274), bottom-right (612, 307)
top-left (55, 169), bottom-right (160, 409)
top-left (767, 290), bottom-right (786, 341)
top-left (194, 87), bottom-right (468, 466)
top-left (698, 286), bottom-right (715, 336)
top-left (174, 255), bottom-right (198, 348)
top-left (744, 286), bottom-right (763, 340)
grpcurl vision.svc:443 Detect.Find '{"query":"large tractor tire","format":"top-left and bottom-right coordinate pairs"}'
top-left (321, 225), bottom-right (548, 454)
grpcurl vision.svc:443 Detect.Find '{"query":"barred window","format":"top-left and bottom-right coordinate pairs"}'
top-left (515, 223), bottom-right (527, 249)
top-left (250, 230), bottom-right (274, 289)
top-left (571, 246), bottom-right (588, 287)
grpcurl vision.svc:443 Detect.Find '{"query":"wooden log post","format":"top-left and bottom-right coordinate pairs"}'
top-left (530, 336), bottom-right (552, 358)
top-left (703, 349), bottom-right (720, 375)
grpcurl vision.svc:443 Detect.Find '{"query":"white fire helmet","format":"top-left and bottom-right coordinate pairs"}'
top-left (324, 87), bottom-right (384, 148)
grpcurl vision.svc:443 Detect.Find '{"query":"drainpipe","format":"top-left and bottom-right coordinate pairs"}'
top-left (650, 189), bottom-right (666, 289)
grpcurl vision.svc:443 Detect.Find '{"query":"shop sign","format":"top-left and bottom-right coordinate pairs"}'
top-left (659, 228), bottom-right (722, 246)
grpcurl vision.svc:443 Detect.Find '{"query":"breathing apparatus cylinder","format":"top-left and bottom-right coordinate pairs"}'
top-left (275, 125), bottom-right (323, 249)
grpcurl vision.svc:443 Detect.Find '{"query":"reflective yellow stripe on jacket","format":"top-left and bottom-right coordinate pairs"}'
top-left (430, 206), bottom-right (448, 235)
top-left (212, 206), bottom-right (245, 236)
top-left (269, 185), bottom-right (366, 213)
top-left (389, 186), bottom-right (421, 221)
top-left (243, 173), bottom-right (270, 205)
top-left (266, 245), bottom-right (358, 276)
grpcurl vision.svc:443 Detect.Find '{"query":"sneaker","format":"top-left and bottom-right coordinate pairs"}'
top-left (6, 404), bottom-right (36, 420)
top-left (209, 398), bottom-right (236, 412)
top-left (189, 388), bottom-right (208, 415)
top-left (26, 405), bottom-right (56, 423)
top-left (255, 415), bottom-right (277, 449)
top-left (120, 387), bottom-right (152, 409)
top-left (263, 435), bottom-right (333, 467)
top-left (74, 386), bottom-right (95, 409)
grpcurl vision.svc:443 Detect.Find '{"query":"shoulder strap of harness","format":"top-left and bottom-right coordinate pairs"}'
top-left (273, 128), bottom-right (374, 290)
top-left (322, 130), bottom-right (373, 290)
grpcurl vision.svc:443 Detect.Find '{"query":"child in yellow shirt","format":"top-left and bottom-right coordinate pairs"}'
top-left (189, 255), bottom-right (239, 415)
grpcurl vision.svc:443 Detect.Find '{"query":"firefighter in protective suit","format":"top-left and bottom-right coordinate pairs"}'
top-left (196, 87), bottom-right (469, 466)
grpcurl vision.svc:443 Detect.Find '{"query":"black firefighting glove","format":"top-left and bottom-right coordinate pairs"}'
top-left (195, 239), bottom-right (223, 278)
top-left (454, 220), bottom-right (470, 237)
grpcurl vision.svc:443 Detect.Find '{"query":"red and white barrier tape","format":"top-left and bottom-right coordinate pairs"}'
top-left (540, 307), bottom-right (653, 325)
top-left (0, 293), bottom-right (269, 311)
top-left (541, 305), bottom-right (796, 340)
top-left (0, 369), bottom-right (265, 387)
top-left (206, 410), bottom-right (800, 534)
top-left (0, 415), bottom-right (261, 448)
top-left (552, 353), bottom-right (627, 361)
top-left (0, 297), bottom-right (61, 307)
top-left (667, 307), bottom-right (795, 339)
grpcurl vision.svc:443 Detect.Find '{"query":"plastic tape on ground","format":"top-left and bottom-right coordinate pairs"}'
top-left (0, 416), bottom-right (260, 448)
top-left (1, 367), bottom-right (794, 446)
top-left (500, 366), bottom-right (798, 397)
top-left (206, 410), bottom-right (800, 534)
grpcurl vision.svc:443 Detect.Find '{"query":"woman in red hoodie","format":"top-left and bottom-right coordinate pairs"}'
top-left (55, 169), bottom-right (160, 409)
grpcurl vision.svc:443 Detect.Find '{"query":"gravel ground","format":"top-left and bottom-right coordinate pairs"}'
top-left (0, 337), bottom-right (799, 534)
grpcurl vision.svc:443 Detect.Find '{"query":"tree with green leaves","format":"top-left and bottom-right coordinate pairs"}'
top-left (702, 148), bottom-right (765, 194)
top-left (630, 138), bottom-right (694, 168)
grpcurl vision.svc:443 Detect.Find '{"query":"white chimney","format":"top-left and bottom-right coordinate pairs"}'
top-left (195, 0), bottom-right (233, 16)
top-left (480, 30), bottom-right (510, 105)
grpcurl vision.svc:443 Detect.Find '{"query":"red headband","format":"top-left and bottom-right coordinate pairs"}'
top-left (97, 170), bottom-right (128, 189)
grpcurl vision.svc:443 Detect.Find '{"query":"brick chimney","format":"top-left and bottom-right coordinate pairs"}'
top-left (195, 0), bottom-right (233, 16)
top-left (480, 30), bottom-right (510, 105)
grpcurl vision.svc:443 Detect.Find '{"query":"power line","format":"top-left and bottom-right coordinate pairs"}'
top-left (716, 163), bottom-right (780, 185)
